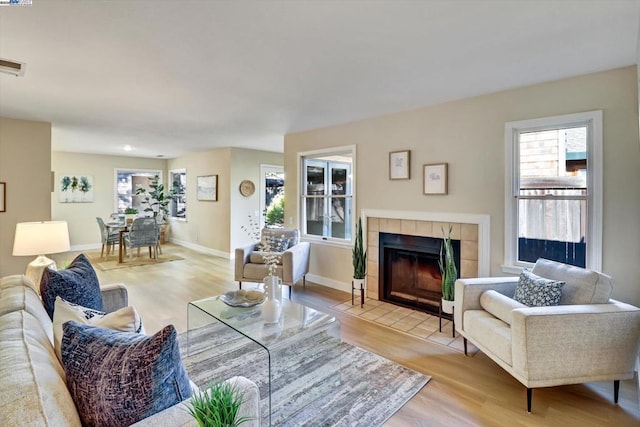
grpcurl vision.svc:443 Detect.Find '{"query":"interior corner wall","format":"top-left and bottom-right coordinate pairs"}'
top-left (284, 66), bottom-right (640, 306)
top-left (51, 152), bottom-right (167, 249)
top-left (0, 117), bottom-right (52, 276)
top-left (167, 147), bottom-right (283, 257)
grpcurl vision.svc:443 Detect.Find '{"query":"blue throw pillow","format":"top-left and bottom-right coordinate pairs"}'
top-left (61, 322), bottom-right (192, 426)
top-left (514, 269), bottom-right (565, 307)
top-left (40, 253), bottom-right (103, 319)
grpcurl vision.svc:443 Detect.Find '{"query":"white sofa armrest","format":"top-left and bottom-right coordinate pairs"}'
top-left (133, 376), bottom-right (260, 427)
top-left (454, 277), bottom-right (519, 332)
top-left (510, 300), bottom-right (640, 387)
top-left (100, 283), bottom-right (128, 313)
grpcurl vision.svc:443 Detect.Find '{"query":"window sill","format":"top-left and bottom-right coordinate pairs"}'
top-left (302, 235), bottom-right (352, 250)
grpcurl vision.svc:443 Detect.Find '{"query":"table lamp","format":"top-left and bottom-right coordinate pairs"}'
top-left (12, 221), bottom-right (71, 287)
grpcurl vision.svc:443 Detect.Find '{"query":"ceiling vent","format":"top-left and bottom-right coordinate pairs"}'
top-left (0, 58), bottom-right (26, 76)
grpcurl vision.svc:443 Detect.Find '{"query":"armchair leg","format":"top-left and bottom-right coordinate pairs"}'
top-left (614, 380), bottom-right (620, 404)
top-left (303, 276), bottom-right (306, 288)
top-left (288, 285), bottom-right (292, 299)
top-left (239, 281), bottom-right (242, 290)
top-left (527, 388), bottom-right (532, 413)
top-left (463, 338), bottom-right (467, 355)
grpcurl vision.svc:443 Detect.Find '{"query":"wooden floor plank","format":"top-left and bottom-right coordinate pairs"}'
top-left (52, 244), bottom-right (640, 426)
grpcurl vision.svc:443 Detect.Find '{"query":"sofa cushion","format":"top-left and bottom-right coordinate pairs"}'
top-left (514, 270), bottom-right (565, 307)
top-left (61, 322), bottom-right (192, 426)
top-left (531, 258), bottom-right (612, 304)
top-left (52, 296), bottom-right (144, 361)
top-left (0, 310), bottom-right (81, 426)
top-left (480, 290), bottom-right (527, 325)
top-left (40, 253), bottom-right (103, 319)
top-left (0, 275), bottom-right (54, 342)
top-left (464, 310), bottom-right (513, 365)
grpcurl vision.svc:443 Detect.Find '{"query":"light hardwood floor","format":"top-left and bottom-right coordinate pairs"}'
top-left (54, 244), bottom-right (640, 426)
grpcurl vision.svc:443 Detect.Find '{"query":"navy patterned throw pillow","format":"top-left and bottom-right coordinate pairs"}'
top-left (514, 269), bottom-right (565, 307)
top-left (61, 322), bottom-right (192, 426)
top-left (40, 253), bottom-right (103, 319)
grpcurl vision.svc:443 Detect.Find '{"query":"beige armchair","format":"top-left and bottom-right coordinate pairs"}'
top-left (454, 258), bottom-right (640, 412)
top-left (235, 228), bottom-right (310, 297)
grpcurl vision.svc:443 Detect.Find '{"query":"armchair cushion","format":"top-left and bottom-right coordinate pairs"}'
top-left (531, 258), bottom-right (612, 304)
top-left (480, 290), bottom-right (527, 325)
top-left (249, 251), bottom-right (284, 265)
top-left (513, 270), bottom-right (565, 307)
top-left (260, 236), bottom-right (291, 252)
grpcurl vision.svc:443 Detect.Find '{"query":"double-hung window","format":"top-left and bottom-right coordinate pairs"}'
top-left (504, 111), bottom-right (602, 272)
top-left (300, 146), bottom-right (354, 242)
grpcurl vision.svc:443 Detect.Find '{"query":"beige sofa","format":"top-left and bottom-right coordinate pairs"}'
top-left (0, 274), bottom-right (260, 426)
top-left (454, 259), bottom-right (640, 412)
top-left (235, 227), bottom-right (310, 296)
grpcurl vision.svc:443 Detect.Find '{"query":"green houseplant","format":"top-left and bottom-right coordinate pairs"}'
top-left (352, 217), bottom-right (367, 281)
top-left (187, 381), bottom-right (253, 427)
top-left (135, 175), bottom-right (175, 222)
top-left (438, 226), bottom-right (457, 314)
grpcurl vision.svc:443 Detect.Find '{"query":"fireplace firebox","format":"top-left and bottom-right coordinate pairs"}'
top-left (378, 232), bottom-right (460, 315)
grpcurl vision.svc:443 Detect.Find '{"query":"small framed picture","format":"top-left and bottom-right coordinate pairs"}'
top-left (423, 163), bottom-right (448, 195)
top-left (389, 150), bottom-right (411, 180)
top-left (0, 182), bottom-right (5, 212)
top-left (197, 175), bottom-right (218, 201)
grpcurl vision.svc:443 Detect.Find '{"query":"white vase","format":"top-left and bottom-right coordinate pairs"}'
top-left (262, 275), bottom-right (282, 323)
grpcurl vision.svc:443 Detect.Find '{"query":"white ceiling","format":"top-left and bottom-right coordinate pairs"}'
top-left (0, 0), bottom-right (638, 159)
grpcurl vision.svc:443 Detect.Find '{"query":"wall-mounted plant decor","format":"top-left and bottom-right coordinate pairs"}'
top-left (59, 174), bottom-right (94, 203)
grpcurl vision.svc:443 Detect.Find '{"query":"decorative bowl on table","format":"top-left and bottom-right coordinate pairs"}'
top-left (220, 289), bottom-right (266, 307)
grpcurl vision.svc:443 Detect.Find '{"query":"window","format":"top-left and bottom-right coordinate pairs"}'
top-left (504, 111), bottom-right (602, 272)
top-left (300, 146), bottom-right (354, 242)
top-left (170, 169), bottom-right (186, 220)
top-left (114, 169), bottom-right (161, 213)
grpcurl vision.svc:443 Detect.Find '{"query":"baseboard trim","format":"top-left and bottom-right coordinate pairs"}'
top-left (169, 238), bottom-right (231, 259)
top-left (306, 273), bottom-right (350, 294)
top-left (71, 243), bottom-right (101, 252)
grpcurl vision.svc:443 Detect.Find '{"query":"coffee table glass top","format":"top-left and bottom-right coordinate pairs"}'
top-left (188, 294), bottom-right (337, 350)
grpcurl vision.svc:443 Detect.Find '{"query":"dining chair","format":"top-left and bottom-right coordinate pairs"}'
top-left (123, 218), bottom-right (160, 261)
top-left (96, 217), bottom-right (119, 259)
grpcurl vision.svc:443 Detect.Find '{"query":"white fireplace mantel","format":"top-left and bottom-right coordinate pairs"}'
top-left (361, 209), bottom-right (491, 277)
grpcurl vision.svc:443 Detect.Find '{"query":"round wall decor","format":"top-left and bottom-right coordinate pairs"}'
top-left (239, 180), bottom-right (255, 197)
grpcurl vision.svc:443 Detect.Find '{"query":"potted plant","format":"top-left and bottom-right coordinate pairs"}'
top-left (135, 175), bottom-right (175, 223)
top-left (187, 381), bottom-right (253, 427)
top-left (352, 217), bottom-right (367, 291)
top-left (438, 226), bottom-right (457, 314)
top-left (123, 207), bottom-right (138, 224)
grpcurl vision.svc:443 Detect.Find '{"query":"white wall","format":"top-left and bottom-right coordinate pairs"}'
top-left (285, 66), bottom-right (640, 306)
top-left (51, 152), bottom-right (166, 249)
top-left (0, 117), bottom-right (52, 276)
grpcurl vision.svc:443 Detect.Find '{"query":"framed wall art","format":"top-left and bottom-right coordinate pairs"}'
top-left (389, 150), bottom-right (411, 180)
top-left (423, 163), bottom-right (448, 195)
top-left (59, 174), bottom-right (94, 203)
top-left (197, 175), bottom-right (218, 201)
top-left (0, 182), bottom-right (5, 212)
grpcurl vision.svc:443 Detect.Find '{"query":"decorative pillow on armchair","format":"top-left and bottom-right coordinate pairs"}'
top-left (61, 322), bottom-right (192, 426)
top-left (514, 269), bottom-right (565, 307)
top-left (40, 253), bottom-right (103, 319)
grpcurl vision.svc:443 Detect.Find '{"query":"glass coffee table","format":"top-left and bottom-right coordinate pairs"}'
top-left (187, 293), bottom-right (341, 426)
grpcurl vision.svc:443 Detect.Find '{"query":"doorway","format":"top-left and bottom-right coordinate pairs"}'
top-left (260, 164), bottom-right (284, 228)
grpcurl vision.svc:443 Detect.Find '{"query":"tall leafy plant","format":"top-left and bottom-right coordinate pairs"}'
top-left (438, 226), bottom-right (457, 301)
top-left (135, 175), bottom-right (174, 222)
top-left (352, 217), bottom-right (367, 279)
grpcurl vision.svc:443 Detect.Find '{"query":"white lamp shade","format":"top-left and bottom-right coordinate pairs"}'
top-left (12, 221), bottom-right (71, 256)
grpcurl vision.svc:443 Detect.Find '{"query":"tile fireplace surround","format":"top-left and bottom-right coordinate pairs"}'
top-left (362, 209), bottom-right (490, 301)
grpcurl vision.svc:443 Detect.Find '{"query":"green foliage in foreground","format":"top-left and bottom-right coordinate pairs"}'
top-left (187, 381), bottom-right (253, 427)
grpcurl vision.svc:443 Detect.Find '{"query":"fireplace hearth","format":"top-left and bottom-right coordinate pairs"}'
top-left (378, 232), bottom-right (460, 315)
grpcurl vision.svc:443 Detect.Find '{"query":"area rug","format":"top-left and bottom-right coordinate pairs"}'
top-left (179, 321), bottom-right (430, 426)
top-left (332, 298), bottom-right (478, 355)
top-left (85, 252), bottom-right (184, 271)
